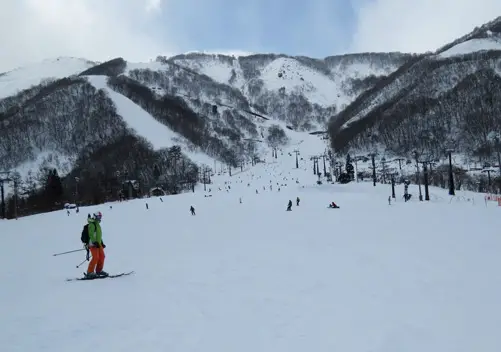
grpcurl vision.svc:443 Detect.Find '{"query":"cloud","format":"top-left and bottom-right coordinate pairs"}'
top-left (4, 0), bottom-right (501, 73)
top-left (145, 0), bottom-right (162, 12)
top-left (0, 0), bottom-right (174, 71)
top-left (350, 0), bottom-right (501, 53)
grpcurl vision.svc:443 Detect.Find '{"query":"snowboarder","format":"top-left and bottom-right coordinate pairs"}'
top-left (286, 200), bottom-right (292, 211)
top-left (190, 206), bottom-right (196, 215)
top-left (85, 212), bottom-right (107, 278)
top-left (296, 197), bottom-right (300, 206)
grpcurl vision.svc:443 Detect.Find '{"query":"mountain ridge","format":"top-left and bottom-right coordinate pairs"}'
top-left (328, 16), bottom-right (501, 163)
top-left (2, 16), bottom-right (501, 214)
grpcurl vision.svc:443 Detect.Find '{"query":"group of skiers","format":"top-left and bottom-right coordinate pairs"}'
top-left (286, 197), bottom-right (300, 211)
top-left (286, 197), bottom-right (339, 211)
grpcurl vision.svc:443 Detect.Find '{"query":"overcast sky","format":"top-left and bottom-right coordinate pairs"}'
top-left (1, 0), bottom-right (501, 71)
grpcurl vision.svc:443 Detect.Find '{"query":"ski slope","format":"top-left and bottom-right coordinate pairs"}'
top-left (85, 75), bottom-right (215, 166)
top-left (2, 144), bottom-right (501, 352)
top-left (0, 57), bottom-right (93, 99)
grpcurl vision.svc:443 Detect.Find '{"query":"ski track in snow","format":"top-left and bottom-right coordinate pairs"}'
top-left (1, 142), bottom-right (501, 352)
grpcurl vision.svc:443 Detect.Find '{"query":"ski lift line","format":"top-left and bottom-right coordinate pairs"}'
top-left (158, 60), bottom-right (270, 121)
top-left (176, 90), bottom-right (269, 121)
top-left (160, 58), bottom-right (214, 83)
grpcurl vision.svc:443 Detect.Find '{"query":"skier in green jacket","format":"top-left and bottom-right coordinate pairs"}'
top-left (85, 211), bottom-right (108, 277)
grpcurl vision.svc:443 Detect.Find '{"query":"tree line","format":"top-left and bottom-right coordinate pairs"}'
top-left (2, 134), bottom-right (201, 219)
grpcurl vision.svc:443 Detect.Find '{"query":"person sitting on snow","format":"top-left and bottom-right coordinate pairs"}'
top-left (328, 201), bottom-right (339, 209)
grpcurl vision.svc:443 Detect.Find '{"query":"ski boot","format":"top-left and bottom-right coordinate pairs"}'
top-left (96, 271), bottom-right (109, 277)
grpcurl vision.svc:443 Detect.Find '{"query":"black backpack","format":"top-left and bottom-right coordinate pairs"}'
top-left (81, 224), bottom-right (90, 244)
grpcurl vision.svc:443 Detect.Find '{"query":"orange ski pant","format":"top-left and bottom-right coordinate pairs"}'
top-left (87, 246), bottom-right (105, 273)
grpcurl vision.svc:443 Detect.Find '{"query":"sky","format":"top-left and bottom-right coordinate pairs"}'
top-left (1, 0), bottom-right (501, 71)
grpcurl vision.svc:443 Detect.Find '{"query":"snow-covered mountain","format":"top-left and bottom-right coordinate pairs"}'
top-left (0, 50), bottom-right (409, 202)
top-left (166, 52), bottom-right (408, 111)
top-left (329, 16), bottom-right (501, 165)
top-left (3, 15), bottom-right (501, 210)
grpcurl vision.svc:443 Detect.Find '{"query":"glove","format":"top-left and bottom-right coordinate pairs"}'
top-left (102, 242), bottom-right (106, 248)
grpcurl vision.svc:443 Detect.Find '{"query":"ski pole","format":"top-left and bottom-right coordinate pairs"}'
top-left (76, 257), bottom-right (91, 268)
top-left (76, 248), bottom-right (91, 268)
top-left (53, 248), bottom-right (86, 256)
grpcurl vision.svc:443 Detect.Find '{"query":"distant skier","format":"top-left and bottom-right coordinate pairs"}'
top-left (85, 212), bottom-right (107, 278)
top-left (296, 197), bottom-right (300, 206)
top-left (403, 179), bottom-right (411, 202)
top-left (190, 206), bottom-right (196, 215)
top-left (286, 200), bottom-right (292, 211)
top-left (328, 201), bottom-right (339, 209)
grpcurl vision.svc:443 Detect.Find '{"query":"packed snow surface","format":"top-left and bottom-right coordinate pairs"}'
top-left (2, 144), bottom-right (501, 352)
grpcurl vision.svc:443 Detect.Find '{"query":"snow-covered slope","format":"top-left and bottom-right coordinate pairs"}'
top-left (0, 57), bottom-right (94, 99)
top-left (168, 52), bottom-right (408, 112)
top-left (438, 37), bottom-right (501, 58)
top-left (258, 57), bottom-right (347, 107)
top-left (329, 18), bottom-right (501, 160)
top-left (0, 51), bottom-right (409, 184)
top-left (85, 75), bottom-right (214, 166)
top-left (2, 142), bottom-right (500, 352)
top-left (169, 55), bottom-right (348, 107)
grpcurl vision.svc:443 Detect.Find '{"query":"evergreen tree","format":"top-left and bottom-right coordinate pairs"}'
top-left (47, 169), bottom-right (64, 203)
top-left (346, 154), bottom-right (355, 180)
top-left (153, 164), bottom-right (161, 182)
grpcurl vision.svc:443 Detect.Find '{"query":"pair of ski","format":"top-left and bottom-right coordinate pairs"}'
top-left (66, 271), bottom-right (134, 281)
